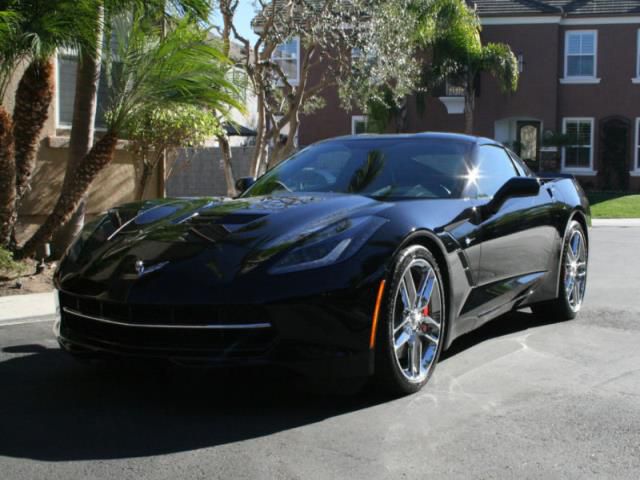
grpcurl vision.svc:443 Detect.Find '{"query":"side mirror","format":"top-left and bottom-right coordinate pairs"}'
top-left (235, 176), bottom-right (256, 194)
top-left (483, 177), bottom-right (540, 217)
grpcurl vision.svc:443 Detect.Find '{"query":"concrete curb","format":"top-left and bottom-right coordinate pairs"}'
top-left (592, 219), bottom-right (640, 227)
top-left (0, 291), bottom-right (56, 322)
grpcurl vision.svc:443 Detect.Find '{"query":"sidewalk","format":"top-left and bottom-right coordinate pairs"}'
top-left (0, 291), bottom-right (56, 323)
top-left (592, 218), bottom-right (640, 227)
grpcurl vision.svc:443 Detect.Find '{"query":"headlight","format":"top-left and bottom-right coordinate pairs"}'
top-left (269, 216), bottom-right (387, 274)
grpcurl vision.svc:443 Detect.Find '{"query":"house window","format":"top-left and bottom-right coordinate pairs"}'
top-left (445, 78), bottom-right (465, 97)
top-left (564, 30), bottom-right (597, 79)
top-left (517, 54), bottom-right (524, 74)
top-left (562, 118), bottom-right (594, 171)
top-left (351, 47), bottom-right (375, 63)
top-left (57, 50), bottom-right (111, 129)
top-left (351, 115), bottom-right (368, 134)
top-left (272, 37), bottom-right (300, 85)
top-left (228, 67), bottom-right (248, 103)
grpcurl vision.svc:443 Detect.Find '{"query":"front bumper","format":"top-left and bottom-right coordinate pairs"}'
top-left (55, 289), bottom-right (376, 379)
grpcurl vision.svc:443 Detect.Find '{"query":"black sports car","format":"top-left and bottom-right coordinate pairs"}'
top-left (54, 133), bottom-right (590, 394)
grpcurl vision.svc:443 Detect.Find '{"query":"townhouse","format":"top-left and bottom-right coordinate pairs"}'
top-left (278, 0), bottom-right (640, 191)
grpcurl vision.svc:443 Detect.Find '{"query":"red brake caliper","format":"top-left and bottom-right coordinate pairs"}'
top-left (420, 306), bottom-right (430, 333)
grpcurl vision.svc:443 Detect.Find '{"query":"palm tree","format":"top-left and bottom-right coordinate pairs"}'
top-left (20, 13), bottom-right (242, 258)
top-left (54, 0), bottom-right (214, 255)
top-left (0, 11), bottom-right (20, 246)
top-left (420, 0), bottom-right (518, 134)
top-left (0, 0), bottom-right (96, 247)
top-left (2, 0), bottom-right (96, 201)
top-left (460, 43), bottom-right (518, 134)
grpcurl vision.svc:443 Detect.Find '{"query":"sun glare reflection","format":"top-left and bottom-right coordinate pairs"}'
top-left (462, 167), bottom-right (480, 187)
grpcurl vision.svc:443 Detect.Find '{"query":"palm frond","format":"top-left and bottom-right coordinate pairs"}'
top-left (0, 9), bottom-right (22, 100)
top-left (104, 13), bottom-right (243, 133)
top-left (0, 0), bottom-right (99, 61)
top-left (105, 0), bottom-right (212, 23)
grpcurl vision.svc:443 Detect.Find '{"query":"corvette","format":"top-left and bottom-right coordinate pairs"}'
top-left (54, 133), bottom-right (590, 394)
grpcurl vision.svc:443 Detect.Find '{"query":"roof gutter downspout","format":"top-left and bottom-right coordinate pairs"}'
top-left (555, 7), bottom-right (566, 142)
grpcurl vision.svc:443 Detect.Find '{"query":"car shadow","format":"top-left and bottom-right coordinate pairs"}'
top-left (441, 309), bottom-right (565, 360)
top-left (0, 309), bottom-right (560, 462)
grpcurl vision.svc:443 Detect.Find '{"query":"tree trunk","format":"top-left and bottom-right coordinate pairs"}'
top-left (13, 59), bottom-right (55, 202)
top-left (20, 132), bottom-right (118, 258)
top-left (0, 106), bottom-right (16, 248)
top-left (136, 162), bottom-right (153, 201)
top-left (53, 5), bottom-right (104, 258)
top-left (269, 115), bottom-right (298, 169)
top-left (218, 134), bottom-right (237, 197)
top-left (464, 86), bottom-right (475, 135)
top-left (250, 81), bottom-right (274, 178)
top-left (394, 96), bottom-right (409, 133)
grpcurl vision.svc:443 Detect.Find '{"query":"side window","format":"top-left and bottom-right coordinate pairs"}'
top-left (475, 146), bottom-right (519, 198)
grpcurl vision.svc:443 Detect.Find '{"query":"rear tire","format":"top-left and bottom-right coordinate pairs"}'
top-left (375, 245), bottom-right (446, 396)
top-left (531, 220), bottom-right (588, 321)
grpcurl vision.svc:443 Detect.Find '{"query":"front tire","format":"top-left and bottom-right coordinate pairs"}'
top-left (532, 220), bottom-right (588, 320)
top-left (375, 245), bottom-right (446, 395)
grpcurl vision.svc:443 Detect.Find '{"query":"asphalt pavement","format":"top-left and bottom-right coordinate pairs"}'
top-left (0, 225), bottom-right (639, 479)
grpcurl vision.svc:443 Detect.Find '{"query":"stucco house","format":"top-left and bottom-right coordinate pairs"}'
top-left (1, 38), bottom-right (256, 240)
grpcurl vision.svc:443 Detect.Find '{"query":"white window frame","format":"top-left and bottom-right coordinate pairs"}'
top-left (351, 115), bottom-right (368, 135)
top-left (561, 117), bottom-right (596, 175)
top-left (561, 30), bottom-right (600, 84)
top-left (634, 30), bottom-right (640, 84)
top-left (272, 36), bottom-right (300, 86)
top-left (632, 118), bottom-right (640, 176)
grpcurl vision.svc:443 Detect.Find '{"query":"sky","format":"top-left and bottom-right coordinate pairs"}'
top-left (212, 0), bottom-right (259, 44)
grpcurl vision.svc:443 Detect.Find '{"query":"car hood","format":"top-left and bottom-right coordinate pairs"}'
top-left (56, 193), bottom-right (391, 302)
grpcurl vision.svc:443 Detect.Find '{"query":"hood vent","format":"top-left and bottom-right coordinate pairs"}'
top-left (185, 212), bottom-right (267, 243)
top-left (215, 213), bottom-right (267, 225)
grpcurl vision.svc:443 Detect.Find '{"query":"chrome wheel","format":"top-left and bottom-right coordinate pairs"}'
top-left (564, 228), bottom-right (588, 311)
top-left (392, 258), bottom-right (443, 383)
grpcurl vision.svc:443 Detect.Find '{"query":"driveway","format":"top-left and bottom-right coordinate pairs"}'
top-left (0, 226), bottom-right (639, 479)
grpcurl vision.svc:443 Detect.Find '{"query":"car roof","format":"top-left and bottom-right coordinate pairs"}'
top-left (317, 132), bottom-right (501, 147)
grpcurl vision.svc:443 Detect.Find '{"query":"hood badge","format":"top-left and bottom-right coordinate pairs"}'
top-left (135, 260), bottom-right (169, 277)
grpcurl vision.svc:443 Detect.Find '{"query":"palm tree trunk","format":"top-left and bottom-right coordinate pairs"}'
top-left (20, 132), bottom-right (118, 258)
top-left (13, 59), bottom-right (55, 202)
top-left (0, 106), bottom-right (16, 247)
top-left (53, 8), bottom-right (104, 257)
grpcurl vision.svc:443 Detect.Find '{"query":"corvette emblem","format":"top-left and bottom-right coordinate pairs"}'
top-left (135, 260), bottom-right (169, 277)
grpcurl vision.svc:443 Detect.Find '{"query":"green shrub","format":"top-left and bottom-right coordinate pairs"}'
top-left (0, 247), bottom-right (27, 276)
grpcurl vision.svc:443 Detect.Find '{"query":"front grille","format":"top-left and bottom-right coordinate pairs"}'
top-left (59, 292), bottom-right (276, 357)
top-left (59, 292), bottom-right (270, 327)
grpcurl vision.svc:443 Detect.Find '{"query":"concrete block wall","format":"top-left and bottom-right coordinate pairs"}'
top-left (166, 146), bottom-right (255, 198)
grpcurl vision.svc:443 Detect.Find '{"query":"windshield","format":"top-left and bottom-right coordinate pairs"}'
top-left (243, 137), bottom-right (474, 199)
